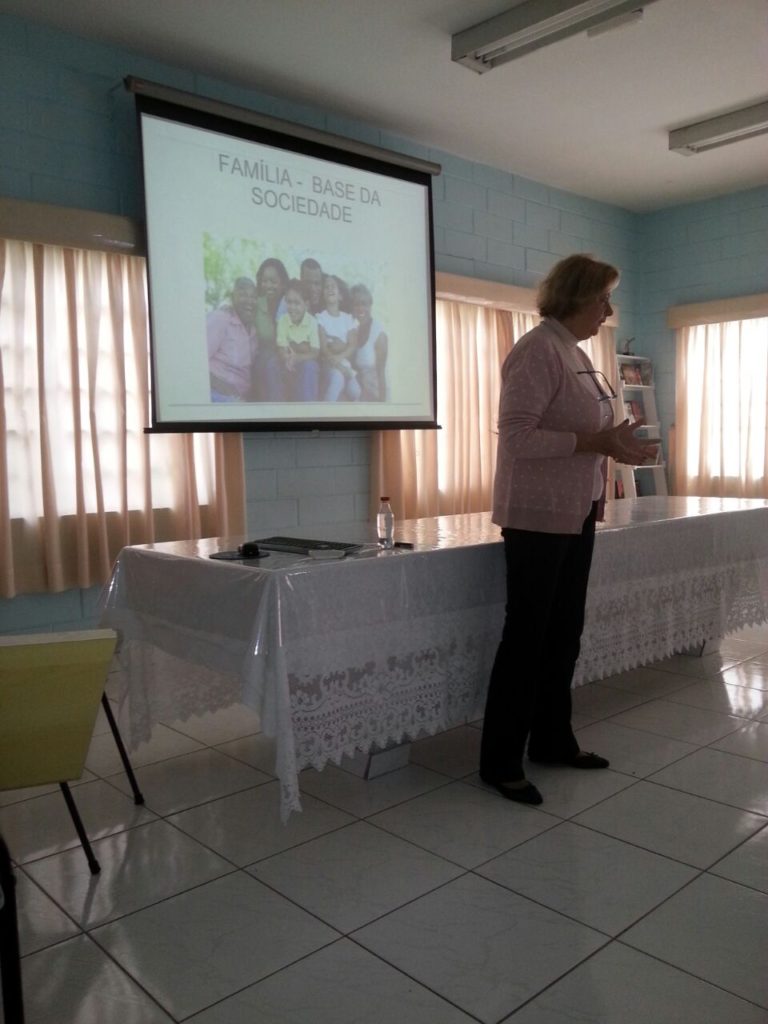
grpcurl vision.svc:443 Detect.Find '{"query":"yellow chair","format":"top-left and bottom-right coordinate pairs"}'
top-left (0, 629), bottom-right (149, 1019)
top-left (0, 629), bottom-right (121, 874)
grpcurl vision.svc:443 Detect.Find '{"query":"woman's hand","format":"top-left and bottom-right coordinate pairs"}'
top-left (575, 419), bottom-right (659, 465)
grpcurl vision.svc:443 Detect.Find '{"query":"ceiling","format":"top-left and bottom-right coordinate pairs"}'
top-left (4, 0), bottom-right (768, 212)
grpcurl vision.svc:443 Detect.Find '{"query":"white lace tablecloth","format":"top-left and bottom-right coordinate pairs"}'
top-left (99, 497), bottom-right (768, 818)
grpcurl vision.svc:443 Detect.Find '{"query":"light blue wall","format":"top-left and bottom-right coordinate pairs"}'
top-left (0, 13), bottom-right (758, 633)
top-left (635, 186), bottom-right (768, 438)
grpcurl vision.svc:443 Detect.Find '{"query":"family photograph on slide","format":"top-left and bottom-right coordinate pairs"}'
top-left (204, 235), bottom-right (388, 405)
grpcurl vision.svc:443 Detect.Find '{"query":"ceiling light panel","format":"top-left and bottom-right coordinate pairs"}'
top-left (452, 0), bottom-right (660, 73)
top-left (669, 100), bottom-right (768, 155)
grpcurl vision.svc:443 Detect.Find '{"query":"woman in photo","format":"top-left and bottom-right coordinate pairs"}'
top-left (349, 284), bottom-right (388, 401)
top-left (318, 274), bottom-right (357, 401)
top-left (252, 257), bottom-right (289, 401)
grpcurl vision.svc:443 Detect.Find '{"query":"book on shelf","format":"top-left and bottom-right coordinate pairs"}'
top-left (640, 363), bottom-right (653, 385)
top-left (620, 363), bottom-right (643, 385)
top-left (624, 400), bottom-right (644, 422)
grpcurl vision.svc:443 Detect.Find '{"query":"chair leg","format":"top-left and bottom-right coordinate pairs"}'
top-left (100, 694), bottom-right (145, 805)
top-left (58, 784), bottom-right (100, 875)
top-left (0, 834), bottom-right (26, 1023)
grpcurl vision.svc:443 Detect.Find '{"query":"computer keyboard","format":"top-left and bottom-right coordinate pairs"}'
top-left (255, 536), bottom-right (362, 555)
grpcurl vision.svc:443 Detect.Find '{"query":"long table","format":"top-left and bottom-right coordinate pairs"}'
top-left (100, 497), bottom-right (768, 818)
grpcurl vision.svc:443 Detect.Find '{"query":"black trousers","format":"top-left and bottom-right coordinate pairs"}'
top-left (480, 502), bottom-right (598, 782)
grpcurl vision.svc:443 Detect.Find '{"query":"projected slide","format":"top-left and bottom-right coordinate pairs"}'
top-left (139, 110), bottom-right (436, 430)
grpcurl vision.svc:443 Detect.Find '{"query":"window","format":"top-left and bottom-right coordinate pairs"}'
top-left (675, 314), bottom-right (768, 495)
top-left (0, 237), bottom-right (244, 597)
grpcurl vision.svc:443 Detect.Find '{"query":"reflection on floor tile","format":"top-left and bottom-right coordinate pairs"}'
top-left (369, 780), bottom-right (557, 868)
top-left (0, 782), bottom-right (60, 807)
top-left (596, 664), bottom-right (694, 698)
top-left (574, 719), bottom-right (697, 777)
top-left (11, 623), bottom-right (768, 1024)
top-left (652, 651), bottom-right (744, 679)
top-left (24, 819), bottom-right (233, 928)
top-left (15, 870), bottom-right (81, 955)
top-left (20, 933), bottom-right (175, 1023)
top-left (718, 636), bottom-right (768, 660)
top-left (710, 823), bottom-right (768, 894)
top-left (107, 747), bottom-right (271, 816)
top-left (298, 762), bottom-right (448, 817)
top-left (169, 781), bottom-right (353, 865)
top-left (622, 874), bottom-right (768, 1008)
top-left (0, 780), bottom-right (156, 864)
top-left (666, 679), bottom-right (768, 718)
top-left (85, 722), bottom-right (204, 777)
top-left (722, 660), bottom-right (768, 691)
top-left (92, 873), bottom-right (339, 1020)
top-left (650, 747), bottom-right (768, 816)
top-left (477, 821), bottom-right (697, 934)
top-left (249, 820), bottom-right (462, 932)
top-left (608, 698), bottom-right (746, 745)
top-left (353, 873), bottom-right (606, 1022)
top-left (511, 940), bottom-right (768, 1024)
top-left (188, 938), bottom-right (477, 1023)
top-left (710, 720), bottom-right (768, 761)
top-left (573, 781), bottom-right (767, 868)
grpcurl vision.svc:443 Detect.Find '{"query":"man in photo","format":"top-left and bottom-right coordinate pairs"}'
top-left (206, 276), bottom-right (258, 402)
top-left (300, 257), bottom-right (324, 315)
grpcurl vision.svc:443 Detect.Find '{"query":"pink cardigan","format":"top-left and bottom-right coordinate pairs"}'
top-left (492, 318), bottom-right (609, 535)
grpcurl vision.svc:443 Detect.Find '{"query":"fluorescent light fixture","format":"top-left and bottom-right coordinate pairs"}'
top-left (669, 101), bottom-right (768, 155)
top-left (452, 0), bottom-right (659, 73)
top-left (586, 8), bottom-right (644, 36)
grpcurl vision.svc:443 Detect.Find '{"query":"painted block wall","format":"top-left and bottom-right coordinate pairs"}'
top-left (635, 185), bottom-right (768, 442)
top-left (8, 11), bottom-right (755, 635)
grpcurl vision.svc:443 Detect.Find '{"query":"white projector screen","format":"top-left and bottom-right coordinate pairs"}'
top-left (134, 91), bottom-right (438, 431)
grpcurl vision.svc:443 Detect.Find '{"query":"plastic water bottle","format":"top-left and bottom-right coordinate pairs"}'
top-left (377, 496), bottom-right (395, 549)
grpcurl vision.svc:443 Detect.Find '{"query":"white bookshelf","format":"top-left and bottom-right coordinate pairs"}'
top-left (614, 353), bottom-right (667, 499)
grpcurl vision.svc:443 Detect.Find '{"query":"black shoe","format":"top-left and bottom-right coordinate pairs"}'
top-left (480, 776), bottom-right (543, 805)
top-left (529, 751), bottom-right (609, 770)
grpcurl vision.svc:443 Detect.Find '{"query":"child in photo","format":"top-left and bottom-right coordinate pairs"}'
top-left (276, 279), bottom-right (320, 401)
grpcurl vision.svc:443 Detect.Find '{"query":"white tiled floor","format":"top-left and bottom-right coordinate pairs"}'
top-left (4, 626), bottom-right (768, 1023)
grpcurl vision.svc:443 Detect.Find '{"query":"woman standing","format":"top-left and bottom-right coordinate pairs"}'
top-left (480, 254), bottom-right (656, 805)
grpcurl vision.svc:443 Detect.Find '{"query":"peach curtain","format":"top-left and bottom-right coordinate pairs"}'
top-left (675, 318), bottom-right (768, 497)
top-left (372, 300), bottom-right (529, 519)
top-left (371, 299), bottom-right (618, 520)
top-left (581, 324), bottom-right (620, 501)
top-left (0, 238), bottom-right (245, 598)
